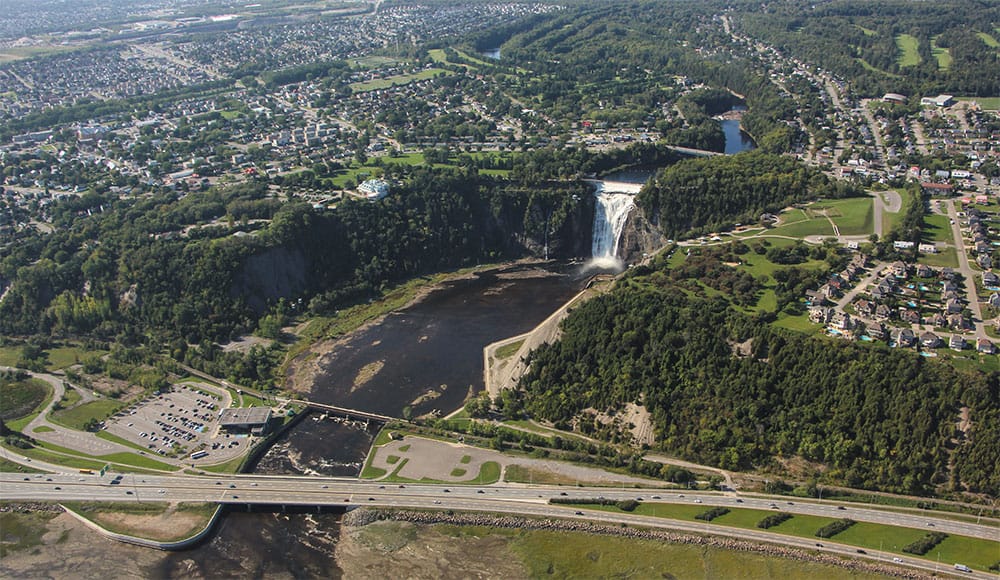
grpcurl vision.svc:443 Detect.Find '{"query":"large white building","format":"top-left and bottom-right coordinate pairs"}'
top-left (358, 178), bottom-right (390, 201)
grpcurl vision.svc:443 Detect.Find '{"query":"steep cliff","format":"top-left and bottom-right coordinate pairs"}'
top-left (618, 205), bottom-right (667, 263)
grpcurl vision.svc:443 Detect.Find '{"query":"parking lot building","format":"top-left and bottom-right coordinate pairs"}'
top-left (218, 407), bottom-right (273, 435)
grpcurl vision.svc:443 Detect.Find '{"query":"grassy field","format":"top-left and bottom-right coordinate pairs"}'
top-left (50, 399), bottom-right (120, 431)
top-left (978, 32), bottom-right (1000, 48)
top-left (494, 339), bottom-right (525, 361)
top-left (857, 25), bottom-right (877, 37)
top-left (922, 213), bottom-right (953, 244)
top-left (917, 246), bottom-right (959, 268)
top-left (63, 502), bottom-right (217, 542)
top-left (575, 502), bottom-right (998, 570)
top-left (1, 378), bottom-right (51, 423)
top-left (0, 511), bottom-right (61, 557)
top-left (957, 96), bottom-right (1000, 111)
top-left (768, 217), bottom-right (835, 238)
top-left (882, 190), bottom-right (912, 234)
top-left (507, 529), bottom-right (888, 579)
top-left (350, 68), bottom-right (451, 92)
top-left (931, 36), bottom-right (953, 70)
top-left (825, 198), bottom-right (873, 236)
top-left (895, 34), bottom-right (921, 67)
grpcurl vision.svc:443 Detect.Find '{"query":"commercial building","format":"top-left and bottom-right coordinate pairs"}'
top-left (218, 407), bottom-right (273, 435)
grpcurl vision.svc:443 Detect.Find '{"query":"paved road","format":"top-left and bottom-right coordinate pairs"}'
top-left (944, 200), bottom-right (988, 340)
top-left (3, 473), bottom-right (995, 577)
top-left (4, 368), bottom-right (138, 459)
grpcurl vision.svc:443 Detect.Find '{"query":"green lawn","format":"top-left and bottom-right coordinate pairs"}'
top-left (350, 68), bottom-right (452, 92)
top-left (577, 502), bottom-right (998, 570)
top-left (825, 198), bottom-right (873, 236)
top-left (977, 32), bottom-right (1000, 48)
top-left (0, 346), bottom-right (23, 367)
top-left (922, 213), bottom-right (953, 244)
top-left (857, 25), bottom-right (877, 37)
top-left (50, 399), bottom-right (121, 431)
top-left (768, 217), bottom-right (834, 238)
top-left (931, 36), bottom-right (952, 70)
top-left (494, 340), bottom-right (525, 361)
top-left (957, 96), bottom-right (1000, 111)
top-left (96, 452), bottom-right (176, 471)
top-left (45, 346), bottom-right (105, 370)
top-left (772, 313), bottom-right (823, 334)
top-left (917, 246), bottom-right (959, 268)
top-left (508, 529), bottom-right (887, 579)
top-left (895, 34), bottom-right (922, 67)
top-left (882, 190), bottom-right (912, 234)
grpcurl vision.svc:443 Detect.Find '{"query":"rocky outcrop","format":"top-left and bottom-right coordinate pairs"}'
top-left (232, 246), bottom-right (307, 313)
top-left (618, 205), bottom-right (667, 263)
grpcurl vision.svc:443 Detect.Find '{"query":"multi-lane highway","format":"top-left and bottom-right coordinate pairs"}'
top-left (3, 472), bottom-right (997, 578)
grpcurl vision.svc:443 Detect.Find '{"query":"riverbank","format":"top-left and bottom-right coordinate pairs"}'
top-left (337, 509), bottom-right (914, 579)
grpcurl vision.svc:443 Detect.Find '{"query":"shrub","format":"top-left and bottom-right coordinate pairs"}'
top-left (756, 513), bottom-right (792, 529)
top-left (815, 518), bottom-right (856, 538)
top-left (695, 507), bottom-right (730, 521)
top-left (902, 532), bottom-right (948, 555)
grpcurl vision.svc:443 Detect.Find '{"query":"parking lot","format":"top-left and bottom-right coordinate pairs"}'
top-left (102, 382), bottom-right (250, 465)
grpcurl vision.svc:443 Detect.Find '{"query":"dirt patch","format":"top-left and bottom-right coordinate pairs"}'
top-left (729, 338), bottom-right (754, 358)
top-left (220, 335), bottom-right (271, 354)
top-left (352, 360), bottom-right (385, 393)
top-left (0, 511), bottom-right (166, 578)
top-left (89, 505), bottom-right (210, 542)
top-left (584, 402), bottom-right (655, 447)
top-left (337, 519), bottom-right (527, 579)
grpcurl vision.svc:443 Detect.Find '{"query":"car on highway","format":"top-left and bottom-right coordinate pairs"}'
top-left (126, 491), bottom-right (133, 495)
top-left (477, 490), bottom-right (484, 494)
top-left (837, 506), bottom-right (846, 510)
top-left (575, 511), bottom-right (584, 515)
top-left (158, 489), bottom-right (165, 494)
top-left (694, 499), bottom-right (702, 503)
top-left (53, 486), bottom-right (61, 490)
top-left (229, 484), bottom-right (236, 488)
top-left (892, 557), bottom-right (903, 563)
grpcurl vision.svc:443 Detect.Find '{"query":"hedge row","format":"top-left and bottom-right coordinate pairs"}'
top-left (756, 513), bottom-right (793, 529)
top-left (902, 532), bottom-right (948, 555)
top-left (815, 518), bottom-right (856, 538)
top-left (695, 507), bottom-right (730, 521)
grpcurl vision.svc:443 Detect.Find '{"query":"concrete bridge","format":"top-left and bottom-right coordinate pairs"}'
top-left (289, 399), bottom-right (397, 423)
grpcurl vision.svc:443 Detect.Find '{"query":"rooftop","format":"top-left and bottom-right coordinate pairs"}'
top-left (219, 406), bottom-right (272, 427)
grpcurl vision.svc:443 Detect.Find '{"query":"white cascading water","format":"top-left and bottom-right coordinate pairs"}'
top-left (590, 179), bottom-right (637, 269)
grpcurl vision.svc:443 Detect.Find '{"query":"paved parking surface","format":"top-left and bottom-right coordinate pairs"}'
top-left (102, 383), bottom-right (247, 464)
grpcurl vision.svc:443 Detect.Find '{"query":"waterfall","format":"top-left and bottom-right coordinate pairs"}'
top-left (591, 187), bottom-right (635, 261)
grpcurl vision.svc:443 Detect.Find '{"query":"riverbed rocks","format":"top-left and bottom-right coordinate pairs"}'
top-left (345, 508), bottom-right (932, 579)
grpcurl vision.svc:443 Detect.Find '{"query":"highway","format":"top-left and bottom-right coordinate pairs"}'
top-left (3, 472), bottom-right (996, 578)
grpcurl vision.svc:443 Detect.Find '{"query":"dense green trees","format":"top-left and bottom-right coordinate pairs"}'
top-left (517, 266), bottom-right (996, 495)
top-left (637, 152), bottom-right (863, 238)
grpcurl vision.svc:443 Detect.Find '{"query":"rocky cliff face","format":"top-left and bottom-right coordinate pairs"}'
top-left (233, 246), bottom-right (307, 313)
top-left (618, 205), bottom-right (667, 263)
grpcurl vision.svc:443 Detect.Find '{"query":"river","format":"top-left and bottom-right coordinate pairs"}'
top-left (721, 118), bottom-right (756, 154)
top-left (306, 262), bottom-right (587, 418)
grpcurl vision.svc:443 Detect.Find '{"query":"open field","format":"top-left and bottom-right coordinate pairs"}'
top-left (576, 502), bottom-right (998, 570)
top-left (350, 68), bottom-right (451, 92)
top-left (768, 216), bottom-right (835, 238)
top-left (917, 246), bottom-right (959, 268)
top-left (825, 198), bottom-right (873, 236)
top-left (1, 378), bottom-right (50, 423)
top-left (922, 213), bottom-right (953, 244)
top-left (958, 96), bottom-right (1000, 111)
top-left (894, 34), bottom-right (921, 67)
top-left (50, 399), bottom-right (121, 431)
top-left (978, 32), bottom-right (1000, 48)
top-left (63, 502), bottom-right (217, 542)
top-left (931, 36), bottom-right (952, 70)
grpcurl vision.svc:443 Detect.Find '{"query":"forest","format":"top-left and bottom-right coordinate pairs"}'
top-left (637, 151), bottom-right (864, 239)
top-left (517, 263), bottom-right (998, 496)
top-left (735, 0), bottom-right (1000, 97)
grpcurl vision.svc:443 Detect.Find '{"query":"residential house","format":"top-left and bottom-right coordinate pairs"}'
top-left (893, 328), bottom-right (916, 347)
top-left (921, 331), bottom-right (942, 348)
top-left (900, 309), bottom-right (921, 324)
top-left (948, 314), bottom-right (969, 330)
top-left (984, 271), bottom-right (1000, 287)
top-left (854, 299), bottom-right (874, 317)
top-left (988, 293), bottom-right (1000, 308)
top-left (806, 290), bottom-right (828, 306)
top-left (975, 241), bottom-right (991, 255)
top-left (808, 306), bottom-right (832, 324)
top-left (946, 298), bottom-right (964, 314)
top-left (942, 280), bottom-right (958, 294)
top-left (978, 254), bottom-right (992, 270)
top-left (864, 322), bottom-right (887, 341)
top-left (925, 312), bottom-right (947, 327)
top-left (890, 261), bottom-right (909, 278)
top-left (875, 304), bottom-right (892, 321)
top-left (831, 311), bottom-right (852, 331)
top-left (949, 334), bottom-right (966, 351)
top-left (977, 338), bottom-right (995, 354)
top-left (940, 268), bottom-right (956, 281)
top-left (915, 264), bottom-right (935, 278)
